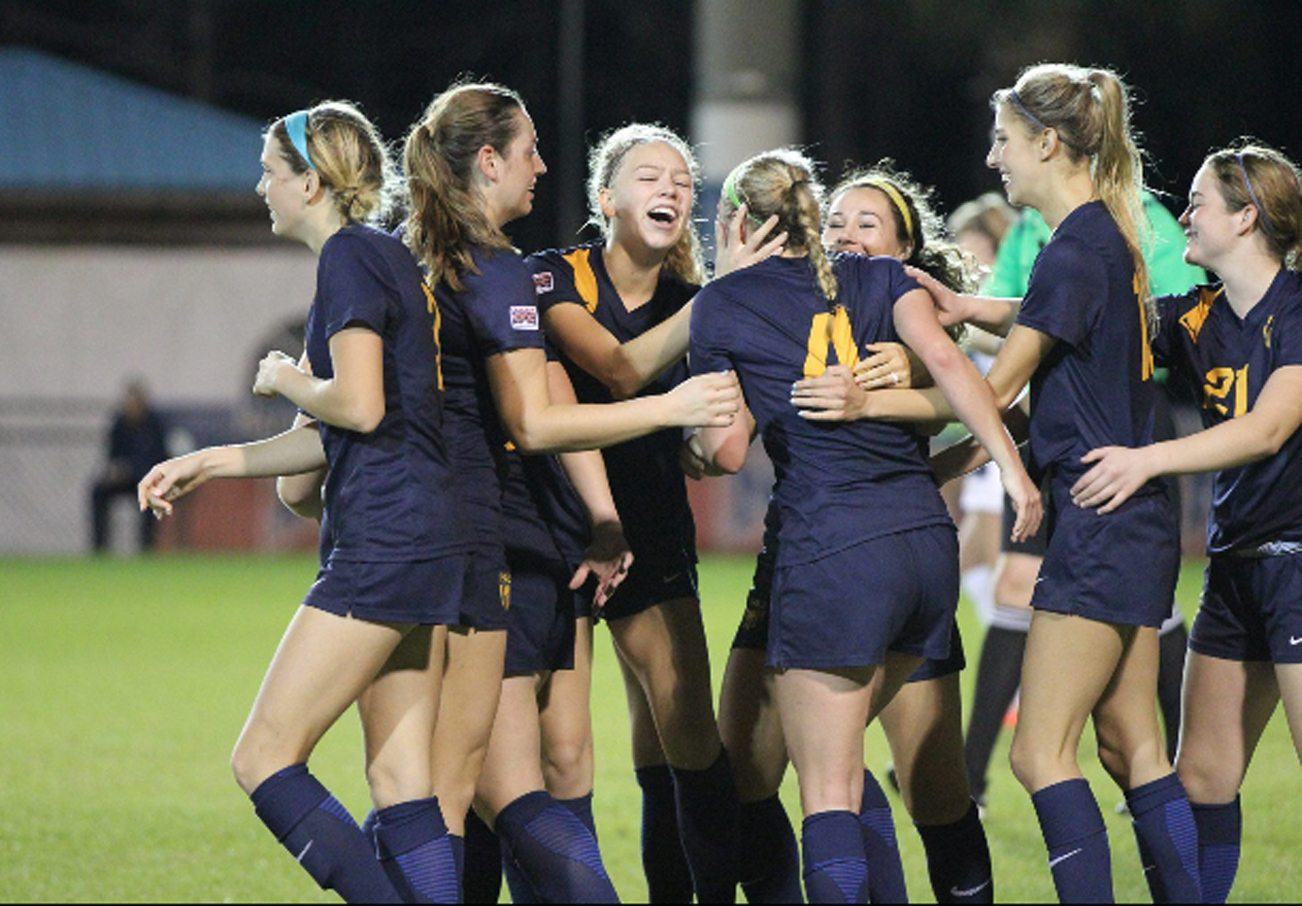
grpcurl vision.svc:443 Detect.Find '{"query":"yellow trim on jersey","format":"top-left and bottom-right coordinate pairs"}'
top-left (803, 306), bottom-right (860, 378)
top-left (561, 248), bottom-right (600, 313)
top-left (1135, 273), bottom-right (1155, 381)
top-left (1179, 287), bottom-right (1223, 346)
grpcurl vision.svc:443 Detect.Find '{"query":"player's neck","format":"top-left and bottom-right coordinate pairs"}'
top-left (300, 211), bottom-right (347, 256)
top-left (1037, 171), bottom-right (1097, 231)
top-left (1217, 248), bottom-right (1281, 318)
top-left (603, 239), bottom-right (663, 308)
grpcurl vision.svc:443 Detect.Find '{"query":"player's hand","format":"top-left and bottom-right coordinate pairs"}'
top-left (253, 350), bottom-right (297, 397)
top-left (136, 451), bottom-right (213, 518)
top-left (1071, 446), bottom-right (1154, 514)
top-left (853, 342), bottom-right (913, 390)
top-left (666, 371), bottom-right (741, 427)
top-left (791, 365), bottom-right (868, 422)
top-left (903, 265), bottom-right (969, 328)
top-left (713, 203), bottom-right (787, 279)
top-left (679, 432), bottom-right (726, 480)
top-left (1001, 462), bottom-right (1043, 543)
top-left (569, 520), bottom-right (634, 610)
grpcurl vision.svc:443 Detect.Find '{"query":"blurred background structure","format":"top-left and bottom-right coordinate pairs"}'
top-left (1, 0), bottom-right (1299, 554)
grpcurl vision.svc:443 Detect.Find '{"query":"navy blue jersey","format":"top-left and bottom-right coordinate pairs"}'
top-left (527, 241), bottom-right (697, 564)
top-left (1153, 268), bottom-right (1302, 553)
top-left (303, 224), bottom-right (457, 561)
top-left (1016, 201), bottom-right (1160, 487)
top-left (434, 247), bottom-right (547, 554)
top-left (691, 254), bottom-right (951, 568)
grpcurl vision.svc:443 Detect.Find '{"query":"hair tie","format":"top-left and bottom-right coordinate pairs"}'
top-left (284, 110), bottom-right (316, 171)
top-left (861, 178), bottom-right (914, 242)
top-left (1236, 152), bottom-right (1276, 237)
top-left (1006, 90), bottom-right (1049, 133)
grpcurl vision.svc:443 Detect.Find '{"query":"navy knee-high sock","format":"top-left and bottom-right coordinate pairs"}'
top-left (859, 769), bottom-right (908, 903)
top-left (634, 765), bottom-right (694, 903)
top-left (1125, 773), bottom-right (1200, 903)
top-left (250, 765), bottom-right (403, 903)
top-left (915, 802), bottom-right (993, 903)
top-left (558, 792), bottom-right (598, 838)
top-left (1191, 798), bottom-right (1240, 904)
top-left (495, 794), bottom-right (596, 904)
top-left (803, 810), bottom-right (869, 904)
top-left (738, 795), bottom-right (803, 903)
top-left (372, 797), bottom-right (461, 904)
top-left (671, 750), bottom-right (743, 903)
top-left (462, 809), bottom-right (503, 904)
top-left (495, 790), bottom-right (618, 903)
top-left (1031, 779), bottom-right (1113, 903)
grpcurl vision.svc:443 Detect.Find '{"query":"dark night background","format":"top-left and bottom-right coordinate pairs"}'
top-left (2, 0), bottom-right (1299, 250)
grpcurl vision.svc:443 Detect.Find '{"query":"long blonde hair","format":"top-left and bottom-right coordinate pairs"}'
top-left (270, 100), bottom-right (400, 225)
top-left (403, 81), bottom-right (525, 292)
top-left (586, 123), bottom-right (706, 285)
top-left (996, 64), bottom-right (1151, 308)
top-left (721, 149), bottom-right (837, 306)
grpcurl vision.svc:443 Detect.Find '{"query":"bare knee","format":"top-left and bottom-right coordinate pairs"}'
top-left (1176, 749), bottom-right (1243, 804)
top-left (231, 725), bottom-right (306, 795)
top-left (542, 736), bottom-right (593, 798)
top-left (1009, 731), bottom-right (1073, 793)
top-left (366, 753), bottom-right (432, 809)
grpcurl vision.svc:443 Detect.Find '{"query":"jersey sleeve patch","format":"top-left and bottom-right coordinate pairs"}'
top-left (510, 305), bottom-right (540, 331)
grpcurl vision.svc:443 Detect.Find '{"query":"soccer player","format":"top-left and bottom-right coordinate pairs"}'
top-left (794, 65), bottom-right (1202, 903)
top-left (138, 102), bottom-right (464, 902)
top-left (693, 147), bottom-right (1038, 904)
top-left (401, 84), bottom-right (742, 902)
top-left (1070, 141), bottom-right (1302, 902)
top-left (720, 163), bottom-right (998, 904)
top-left (525, 123), bottom-right (781, 903)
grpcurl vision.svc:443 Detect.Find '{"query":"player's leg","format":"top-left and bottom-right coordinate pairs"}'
top-left (719, 645), bottom-right (799, 903)
top-left (358, 624), bottom-right (462, 904)
top-left (881, 674), bottom-right (993, 903)
top-left (616, 643), bottom-right (693, 903)
top-left (477, 671), bottom-right (617, 904)
top-left (1176, 652), bottom-right (1278, 903)
top-left (540, 616), bottom-right (596, 802)
top-left (430, 627), bottom-right (507, 838)
top-left (1278, 663), bottom-right (1302, 758)
top-left (1156, 618), bottom-right (1190, 763)
top-left (964, 552), bottom-right (1037, 803)
top-left (1092, 627), bottom-right (1199, 902)
top-left (1011, 611), bottom-right (1127, 903)
top-left (610, 597), bottom-right (739, 902)
top-left (230, 606), bottom-right (413, 902)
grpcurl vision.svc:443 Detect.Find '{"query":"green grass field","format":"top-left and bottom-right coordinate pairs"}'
top-left (2, 554), bottom-right (1299, 902)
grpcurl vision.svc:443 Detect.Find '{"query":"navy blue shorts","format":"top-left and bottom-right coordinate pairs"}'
top-left (767, 525), bottom-right (959, 670)
top-left (458, 548), bottom-right (511, 632)
top-left (1032, 482), bottom-right (1179, 629)
top-left (503, 558), bottom-right (577, 676)
top-left (1190, 552), bottom-right (1302, 664)
top-left (597, 549), bottom-right (698, 623)
top-left (304, 554), bottom-right (466, 625)
top-left (733, 543), bottom-right (965, 682)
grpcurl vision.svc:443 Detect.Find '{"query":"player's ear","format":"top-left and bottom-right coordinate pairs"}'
top-left (476, 144), bottom-right (499, 184)
top-left (597, 186), bottom-right (616, 220)
top-left (1039, 128), bottom-right (1059, 161)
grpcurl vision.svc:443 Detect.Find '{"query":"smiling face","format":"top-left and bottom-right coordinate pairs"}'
top-left (986, 102), bottom-right (1043, 209)
top-left (256, 132), bottom-right (311, 238)
top-left (603, 140), bottom-right (693, 256)
top-left (1180, 163), bottom-right (1244, 270)
top-left (491, 108), bottom-right (547, 224)
top-left (822, 185), bottom-right (910, 259)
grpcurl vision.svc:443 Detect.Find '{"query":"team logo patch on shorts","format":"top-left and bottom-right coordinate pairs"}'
top-left (510, 305), bottom-right (540, 331)
top-left (498, 571), bottom-right (512, 610)
top-left (532, 272), bottom-right (554, 294)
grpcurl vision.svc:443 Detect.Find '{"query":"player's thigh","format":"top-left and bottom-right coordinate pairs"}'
top-left (476, 673), bottom-right (547, 821)
top-left (1277, 663), bottom-right (1302, 759)
top-left (1176, 652), bottom-right (1279, 801)
top-left (1091, 627), bottom-right (1169, 789)
top-left (1011, 611), bottom-right (1126, 789)
top-left (357, 623), bottom-right (446, 808)
top-left (613, 641), bottom-right (667, 768)
top-left (776, 665), bottom-right (877, 816)
top-left (719, 646), bottom-right (787, 801)
top-left (993, 553), bottom-right (1041, 610)
top-left (538, 617), bottom-right (595, 798)
top-left (878, 672), bottom-right (971, 824)
top-left (232, 606), bottom-right (409, 791)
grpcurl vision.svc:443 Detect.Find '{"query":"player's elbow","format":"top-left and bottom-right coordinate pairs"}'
top-left (1257, 419), bottom-right (1289, 458)
top-left (604, 353), bottom-right (643, 401)
top-left (349, 402), bottom-right (385, 434)
top-left (276, 477), bottom-right (322, 520)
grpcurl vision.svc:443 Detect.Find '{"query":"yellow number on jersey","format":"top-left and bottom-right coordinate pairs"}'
top-left (421, 281), bottom-right (445, 391)
top-left (803, 306), bottom-right (859, 378)
top-left (1202, 364), bottom-right (1249, 418)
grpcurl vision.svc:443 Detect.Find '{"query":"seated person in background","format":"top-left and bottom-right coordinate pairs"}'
top-left (90, 379), bottom-right (168, 553)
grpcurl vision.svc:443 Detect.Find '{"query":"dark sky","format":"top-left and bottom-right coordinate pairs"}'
top-left (3, 0), bottom-right (1299, 245)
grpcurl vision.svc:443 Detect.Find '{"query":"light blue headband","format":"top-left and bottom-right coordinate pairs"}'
top-left (284, 110), bottom-right (316, 170)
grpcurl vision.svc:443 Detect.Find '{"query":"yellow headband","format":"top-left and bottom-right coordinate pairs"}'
top-left (859, 178), bottom-right (914, 242)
